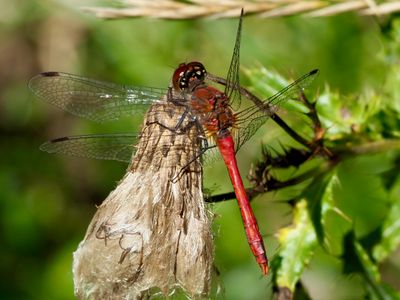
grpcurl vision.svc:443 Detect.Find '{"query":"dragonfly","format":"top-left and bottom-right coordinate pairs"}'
top-left (29, 9), bottom-right (318, 275)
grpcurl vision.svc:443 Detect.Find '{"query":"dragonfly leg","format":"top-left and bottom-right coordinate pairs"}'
top-left (170, 129), bottom-right (211, 183)
top-left (145, 106), bottom-right (198, 135)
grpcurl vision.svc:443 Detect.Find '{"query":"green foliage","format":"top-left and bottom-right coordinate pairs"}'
top-left (373, 176), bottom-right (400, 263)
top-left (274, 199), bottom-right (317, 291)
top-left (241, 22), bottom-right (400, 298)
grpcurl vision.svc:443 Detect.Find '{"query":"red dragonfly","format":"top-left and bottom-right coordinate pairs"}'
top-left (29, 10), bottom-right (318, 275)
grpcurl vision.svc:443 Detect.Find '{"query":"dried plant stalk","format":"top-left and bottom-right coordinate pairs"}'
top-left (82, 0), bottom-right (400, 19)
top-left (73, 98), bottom-right (214, 299)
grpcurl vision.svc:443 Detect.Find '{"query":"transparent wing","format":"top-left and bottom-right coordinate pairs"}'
top-left (40, 134), bottom-right (138, 163)
top-left (29, 72), bottom-right (168, 122)
top-left (224, 8), bottom-right (243, 109)
top-left (40, 133), bottom-right (219, 165)
top-left (233, 69), bottom-right (319, 151)
top-left (259, 69), bottom-right (319, 113)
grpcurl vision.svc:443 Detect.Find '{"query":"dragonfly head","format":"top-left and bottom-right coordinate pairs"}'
top-left (172, 62), bottom-right (207, 91)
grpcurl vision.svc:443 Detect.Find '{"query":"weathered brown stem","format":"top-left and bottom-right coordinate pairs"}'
top-left (73, 101), bottom-right (214, 299)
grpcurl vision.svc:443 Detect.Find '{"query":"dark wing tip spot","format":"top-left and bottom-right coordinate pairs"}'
top-left (51, 136), bottom-right (70, 142)
top-left (39, 137), bottom-right (68, 153)
top-left (29, 72), bottom-right (60, 90)
top-left (41, 71), bottom-right (60, 77)
top-left (310, 69), bottom-right (319, 75)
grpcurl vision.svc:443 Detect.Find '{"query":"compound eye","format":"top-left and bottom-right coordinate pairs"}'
top-left (172, 63), bottom-right (187, 91)
top-left (188, 62), bottom-right (206, 81)
top-left (172, 62), bottom-right (207, 91)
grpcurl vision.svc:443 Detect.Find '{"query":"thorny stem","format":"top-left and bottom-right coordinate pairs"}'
top-left (206, 72), bottom-right (326, 203)
top-left (206, 73), bottom-right (400, 204)
top-left (270, 114), bottom-right (311, 148)
top-left (207, 73), bottom-right (314, 150)
top-left (206, 160), bottom-right (335, 203)
top-left (206, 139), bottom-right (400, 203)
top-left (299, 92), bottom-right (326, 149)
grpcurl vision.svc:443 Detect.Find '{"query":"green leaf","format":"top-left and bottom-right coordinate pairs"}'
top-left (342, 232), bottom-right (398, 300)
top-left (335, 155), bottom-right (391, 238)
top-left (274, 167), bottom-right (345, 293)
top-left (373, 175), bottom-right (400, 262)
top-left (242, 66), bottom-right (291, 97)
top-left (302, 169), bottom-right (336, 244)
top-left (275, 199), bottom-right (317, 292)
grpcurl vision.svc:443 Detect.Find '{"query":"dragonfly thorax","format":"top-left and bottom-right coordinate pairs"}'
top-left (190, 85), bottom-right (236, 137)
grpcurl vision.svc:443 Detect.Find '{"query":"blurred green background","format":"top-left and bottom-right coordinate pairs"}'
top-left (1, 0), bottom-right (399, 299)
